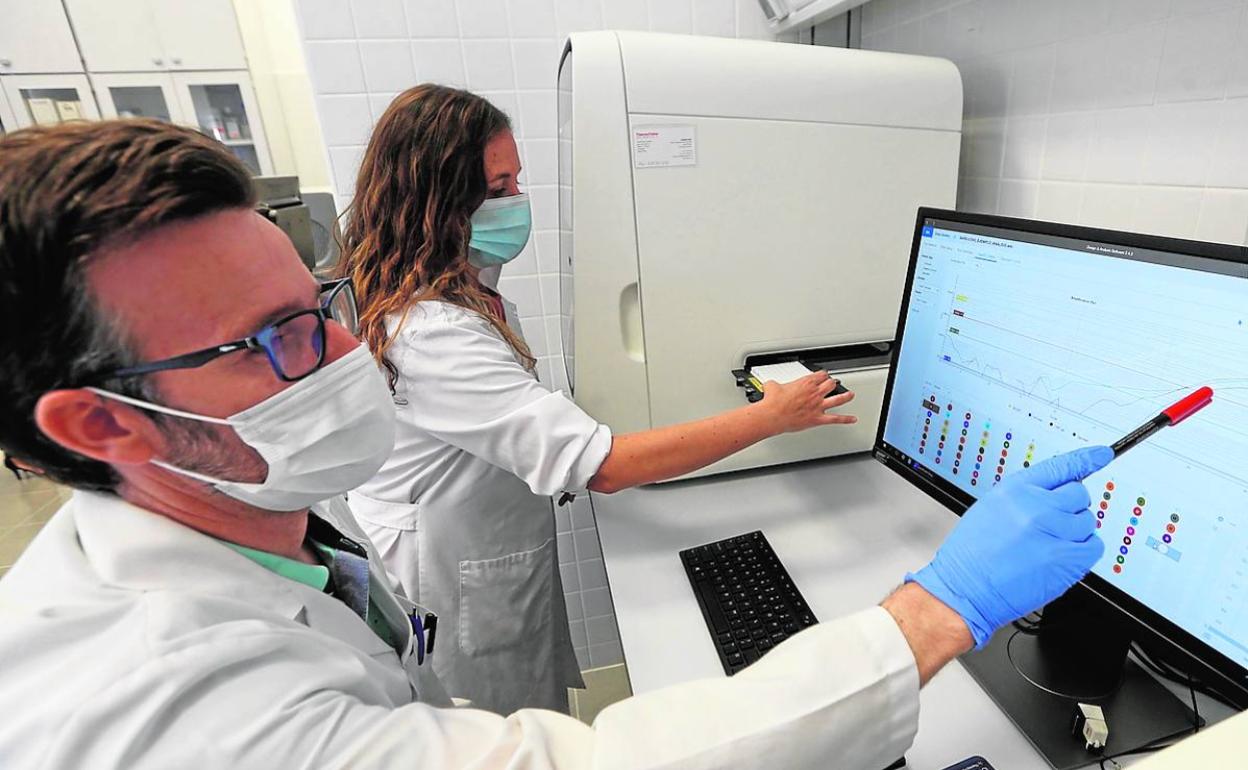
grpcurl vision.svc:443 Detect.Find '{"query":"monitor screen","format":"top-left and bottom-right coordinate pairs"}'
top-left (875, 209), bottom-right (1248, 684)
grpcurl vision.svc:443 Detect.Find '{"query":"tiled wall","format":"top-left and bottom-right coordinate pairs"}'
top-left (860, 0), bottom-right (1248, 246)
top-left (293, 0), bottom-right (793, 671)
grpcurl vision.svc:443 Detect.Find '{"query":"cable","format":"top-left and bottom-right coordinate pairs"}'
top-left (1097, 661), bottom-right (1204, 769)
top-left (1129, 643), bottom-right (1237, 709)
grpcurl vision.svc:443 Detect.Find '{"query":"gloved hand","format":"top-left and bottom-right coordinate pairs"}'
top-left (907, 445), bottom-right (1113, 648)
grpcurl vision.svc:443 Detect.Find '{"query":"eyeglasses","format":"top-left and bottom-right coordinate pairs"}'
top-left (88, 279), bottom-right (358, 384)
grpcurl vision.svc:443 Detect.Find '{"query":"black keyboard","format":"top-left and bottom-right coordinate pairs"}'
top-left (680, 530), bottom-right (818, 675)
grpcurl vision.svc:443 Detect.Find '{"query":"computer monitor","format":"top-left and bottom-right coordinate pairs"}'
top-left (874, 208), bottom-right (1248, 767)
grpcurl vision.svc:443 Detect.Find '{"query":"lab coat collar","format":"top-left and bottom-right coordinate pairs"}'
top-left (70, 490), bottom-right (311, 621)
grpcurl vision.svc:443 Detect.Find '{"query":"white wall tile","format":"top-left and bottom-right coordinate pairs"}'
top-left (564, 593), bottom-right (584, 622)
top-left (507, 239), bottom-right (539, 275)
top-left (578, 558), bottom-right (609, 591)
top-left (1008, 45), bottom-right (1055, 116)
top-left (1049, 35), bottom-right (1107, 113)
top-left (531, 186), bottom-right (559, 229)
top-left (1155, 8), bottom-right (1241, 103)
top-left (367, 91), bottom-right (400, 119)
top-left (1041, 112), bottom-right (1092, 182)
top-left (956, 176), bottom-right (1000, 214)
top-left (1131, 185), bottom-right (1203, 239)
top-left (961, 57), bottom-right (1010, 119)
top-left (404, 0), bottom-right (460, 37)
top-left (568, 617), bottom-right (588, 648)
top-left (1086, 107), bottom-right (1149, 184)
top-left (1035, 181), bottom-right (1083, 224)
top-left (581, 586), bottom-right (615, 618)
top-left (507, 0), bottom-right (559, 38)
top-left (410, 39), bottom-right (467, 85)
top-left (497, 274), bottom-right (542, 317)
top-left (735, 0), bottom-right (774, 39)
top-left (306, 41), bottom-right (367, 94)
top-left (1208, 96), bottom-right (1248, 188)
top-left (350, 0), bottom-right (407, 38)
top-left (359, 40), bottom-right (418, 92)
top-left (589, 641), bottom-right (623, 668)
top-left (1001, 115), bottom-right (1046, 180)
top-left (1100, 23), bottom-right (1166, 109)
top-left (557, 531), bottom-right (575, 564)
top-left (298, 0), bottom-right (356, 39)
top-left (512, 39), bottom-right (562, 89)
top-left (535, 230), bottom-right (560, 273)
top-left (649, 0), bottom-right (693, 34)
top-left (1140, 99), bottom-right (1222, 186)
top-left (520, 317), bottom-right (549, 355)
top-left (1056, 0), bottom-right (1115, 41)
top-left (692, 0), bottom-right (736, 37)
top-left (603, 0), bottom-right (649, 31)
top-left (1229, 9), bottom-right (1248, 97)
top-left (328, 145), bottom-right (366, 195)
top-left (477, 90), bottom-right (520, 125)
top-left (1196, 188), bottom-right (1248, 244)
top-left (316, 95), bottom-right (375, 145)
top-left (964, 118), bottom-right (1005, 178)
top-left (1079, 183), bottom-right (1140, 231)
top-left (463, 40), bottom-right (517, 89)
top-left (997, 179), bottom-right (1039, 218)
top-left (1108, 0), bottom-right (1172, 30)
top-left (521, 138), bottom-right (559, 184)
top-left (573, 528), bottom-right (601, 560)
top-left (586, 614), bottom-right (619, 645)
top-left (556, 0), bottom-right (604, 37)
top-left (518, 89), bottom-right (558, 138)
top-left (457, 0), bottom-right (510, 37)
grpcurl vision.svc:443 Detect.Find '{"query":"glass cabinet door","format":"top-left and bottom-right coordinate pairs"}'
top-left (1, 74), bottom-right (100, 128)
top-left (104, 85), bottom-right (173, 121)
top-left (173, 73), bottom-right (271, 176)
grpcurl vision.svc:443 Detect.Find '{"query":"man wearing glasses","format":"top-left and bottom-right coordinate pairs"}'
top-left (0, 120), bottom-right (1120, 769)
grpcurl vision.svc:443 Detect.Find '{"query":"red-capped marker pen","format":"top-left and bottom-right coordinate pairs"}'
top-left (1110, 386), bottom-right (1214, 457)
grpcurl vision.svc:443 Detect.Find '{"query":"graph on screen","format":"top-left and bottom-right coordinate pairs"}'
top-left (882, 223), bottom-right (1248, 666)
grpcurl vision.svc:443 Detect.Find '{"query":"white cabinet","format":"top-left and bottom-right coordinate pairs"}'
top-left (66, 0), bottom-right (246, 73)
top-left (0, 84), bottom-right (17, 134)
top-left (1, 74), bottom-right (101, 129)
top-left (150, 1), bottom-right (246, 71)
top-left (0, 1), bottom-right (84, 74)
top-left (89, 70), bottom-right (272, 175)
top-left (172, 72), bottom-right (271, 175)
top-left (91, 73), bottom-right (178, 122)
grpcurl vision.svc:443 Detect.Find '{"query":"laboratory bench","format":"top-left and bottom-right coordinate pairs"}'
top-left (590, 453), bottom-right (1234, 770)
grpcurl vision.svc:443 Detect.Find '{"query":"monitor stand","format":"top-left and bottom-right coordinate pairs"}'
top-left (959, 586), bottom-right (1201, 770)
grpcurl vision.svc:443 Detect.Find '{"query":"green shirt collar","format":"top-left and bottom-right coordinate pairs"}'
top-left (219, 539), bottom-right (334, 592)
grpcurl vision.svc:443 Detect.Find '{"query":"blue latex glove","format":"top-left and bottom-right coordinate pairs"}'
top-left (907, 445), bottom-right (1113, 648)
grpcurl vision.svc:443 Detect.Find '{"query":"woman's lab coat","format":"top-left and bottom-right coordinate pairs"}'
top-left (349, 298), bottom-right (606, 714)
top-left (0, 490), bottom-right (922, 769)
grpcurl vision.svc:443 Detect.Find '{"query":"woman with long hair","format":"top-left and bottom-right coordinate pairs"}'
top-left (340, 84), bottom-right (857, 715)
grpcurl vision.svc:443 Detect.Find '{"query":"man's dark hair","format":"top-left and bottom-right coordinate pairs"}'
top-left (0, 119), bottom-right (255, 491)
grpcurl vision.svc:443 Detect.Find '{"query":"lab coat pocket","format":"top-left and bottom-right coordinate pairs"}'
top-left (458, 538), bottom-right (555, 658)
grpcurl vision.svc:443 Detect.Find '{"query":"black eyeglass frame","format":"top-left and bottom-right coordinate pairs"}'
top-left (85, 278), bottom-right (355, 385)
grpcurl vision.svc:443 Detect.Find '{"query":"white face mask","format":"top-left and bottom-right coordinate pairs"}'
top-left (89, 346), bottom-right (396, 511)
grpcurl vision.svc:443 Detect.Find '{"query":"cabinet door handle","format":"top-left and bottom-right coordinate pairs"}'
top-left (152, 57), bottom-right (164, 66)
top-left (171, 57), bottom-right (182, 66)
top-left (0, 59), bottom-right (11, 68)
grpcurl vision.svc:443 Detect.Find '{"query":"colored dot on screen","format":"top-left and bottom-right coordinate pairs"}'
top-left (1126, 526), bottom-right (1135, 536)
top-left (1166, 523), bottom-right (1176, 533)
top-left (1103, 492), bottom-right (1112, 500)
top-left (1097, 511), bottom-right (1105, 519)
top-left (1116, 556), bottom-right (1125, 564)
top-left (1113, 564), bottom-right (1122, 573)
top-left (1106, 482), bottom-right (1115, 491)
top-left (1137, 497), bottom-right (1146, 506)
top-left (1133, 506), bottom-right (1143, 516)
top-left (1163, 533), bottom-right (1172, 543)
top-left (1129, 517), bottom-right (1138, 525)
top-left (1096, 521), bottom-right (1102, 528)
top-left (1120, 546), bottom-right (1129, 555)
top-left (1100, 501), bottom-right (1109, 510)
top-left (1170, 513), bottom-right (1180, 523)
top-left (1123, 536), bottom-right (1132, 545)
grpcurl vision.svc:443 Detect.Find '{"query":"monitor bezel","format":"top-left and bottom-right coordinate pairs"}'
top-left (873, 206), bottom-right (1248, 706)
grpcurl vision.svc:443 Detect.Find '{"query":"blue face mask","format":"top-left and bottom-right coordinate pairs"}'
top-left (468, 193), bottom-right (532, 269)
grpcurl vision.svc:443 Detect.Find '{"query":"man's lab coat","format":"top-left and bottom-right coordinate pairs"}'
top-left (0, 491), bottom-right (920, 769)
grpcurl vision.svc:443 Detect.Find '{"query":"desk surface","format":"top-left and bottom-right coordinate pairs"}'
top-left (590, 453), bottom-right (1230, 770)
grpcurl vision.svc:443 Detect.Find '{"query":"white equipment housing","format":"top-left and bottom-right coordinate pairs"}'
top-left (557, 31), bottom-right (962, 479)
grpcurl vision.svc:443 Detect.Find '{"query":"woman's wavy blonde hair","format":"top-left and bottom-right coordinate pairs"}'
top-left (339, 84), bottom-right (535, 391)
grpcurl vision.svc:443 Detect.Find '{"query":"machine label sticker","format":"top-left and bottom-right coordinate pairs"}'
top-left (632, 124), bottom-right (697, 168)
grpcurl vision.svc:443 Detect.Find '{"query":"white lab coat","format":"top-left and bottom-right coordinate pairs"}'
top-left (349, 298), bottom-right (609, 714)
top-left (0, 490), bottom-right (922, 770)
